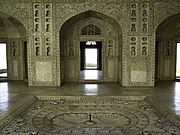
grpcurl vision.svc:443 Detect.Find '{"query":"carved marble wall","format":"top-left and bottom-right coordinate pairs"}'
top-left (7, 39), bottom-right (27, 80)
top-left (0, 0), bottom-right (179, 86)
top-left (29, 3), bottom-right (56, 86)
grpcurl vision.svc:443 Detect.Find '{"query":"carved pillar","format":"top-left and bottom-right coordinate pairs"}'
top-left (124, 2), bottom-right (155, 86)
top-left (29, 3), bottom-right (56, 86)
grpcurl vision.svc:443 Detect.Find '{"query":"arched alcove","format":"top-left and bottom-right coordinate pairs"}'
top-left (156, 13), bottom-right (180, 84)
top-left (0, 12), bottom-right (27, 82)
top-left (59, 10), bottom-right (122, 85)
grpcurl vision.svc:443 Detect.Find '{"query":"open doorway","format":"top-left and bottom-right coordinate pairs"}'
top-left (85, 48), bottom-right (98, 69)
top-left (176, 43), bottom-right (180, 79)
top-left (80, 41), bottom-right (102, 80)
top-left (0, 43), bottom-right (7, 80)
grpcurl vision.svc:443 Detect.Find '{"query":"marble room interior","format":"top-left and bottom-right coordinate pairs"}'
top-left (0, 0), bottom-right (180, 134)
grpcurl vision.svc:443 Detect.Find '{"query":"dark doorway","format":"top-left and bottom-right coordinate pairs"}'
top-left (155, 41), bottom-right (159, 84)
top-left (24, 41), bottom-right (28, 81)
top-left (80, 41), bottom-right (102, 80)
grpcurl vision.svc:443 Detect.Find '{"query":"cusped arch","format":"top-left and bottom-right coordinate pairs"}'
top-left (60, 10), bottom-right (122, 36)
top-left (155, 11), bottom-right (180, 83)
top-left (59, 10), bottom-right (123, 85)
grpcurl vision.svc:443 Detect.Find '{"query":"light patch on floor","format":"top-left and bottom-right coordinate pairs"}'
top-left (0, 96), bottom-right (180, 135)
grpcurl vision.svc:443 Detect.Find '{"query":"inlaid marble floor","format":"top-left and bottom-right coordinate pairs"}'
top-left (0, 96), bottom-right (179, 134)
top-left (0, 81), bottom-right (180, 132)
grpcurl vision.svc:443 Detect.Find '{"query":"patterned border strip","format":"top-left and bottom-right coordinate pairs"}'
top-left (36, 95), bottom-right (147, 101)
top-left (145, 97), bottom-right (180, 129)
top-left (0, 96), bottom-right (38, 129)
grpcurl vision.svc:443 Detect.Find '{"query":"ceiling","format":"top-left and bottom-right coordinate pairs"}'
top-left (0, 13), bottom-right (26, 38)
top-left (157, 13), bottom-right (180, 39)
top-left (0, 13), bottom-right (23, 28)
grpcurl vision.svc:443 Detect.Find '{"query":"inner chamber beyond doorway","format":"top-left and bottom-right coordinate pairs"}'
top-left (59, 10), bottom-right (122, 84)
top-left (176, 43), bottom-right (180, 79)
top-left (80, 41), bottom-right (102, 80)
top-left (0, 12), bottom-right (27, 82)
top-left (0, 43), bottom-right (7, 79)
top-left (155, 13), bottom-right (180, 83)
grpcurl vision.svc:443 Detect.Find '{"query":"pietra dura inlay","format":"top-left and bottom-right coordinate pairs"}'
top-left (0, 96), bottom-right (180, 134)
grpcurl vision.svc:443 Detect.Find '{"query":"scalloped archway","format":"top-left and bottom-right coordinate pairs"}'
top-left (59, 10), bottom-right (122, 85)
top-left (0, 12), bottom-right (28, 82)
top-left (155, 13), bottom-right (180, 84)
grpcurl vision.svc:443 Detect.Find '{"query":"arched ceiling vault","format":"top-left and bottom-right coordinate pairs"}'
top-left (157, 13), bottom-right (180, 39)
top-left (60, 10), bottom-right (122, 36)
top-left (0, 12), bottom-right (26, 38)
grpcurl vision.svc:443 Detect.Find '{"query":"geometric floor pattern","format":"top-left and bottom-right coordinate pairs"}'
top-left (0, 96), bottom-right (180, 135)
